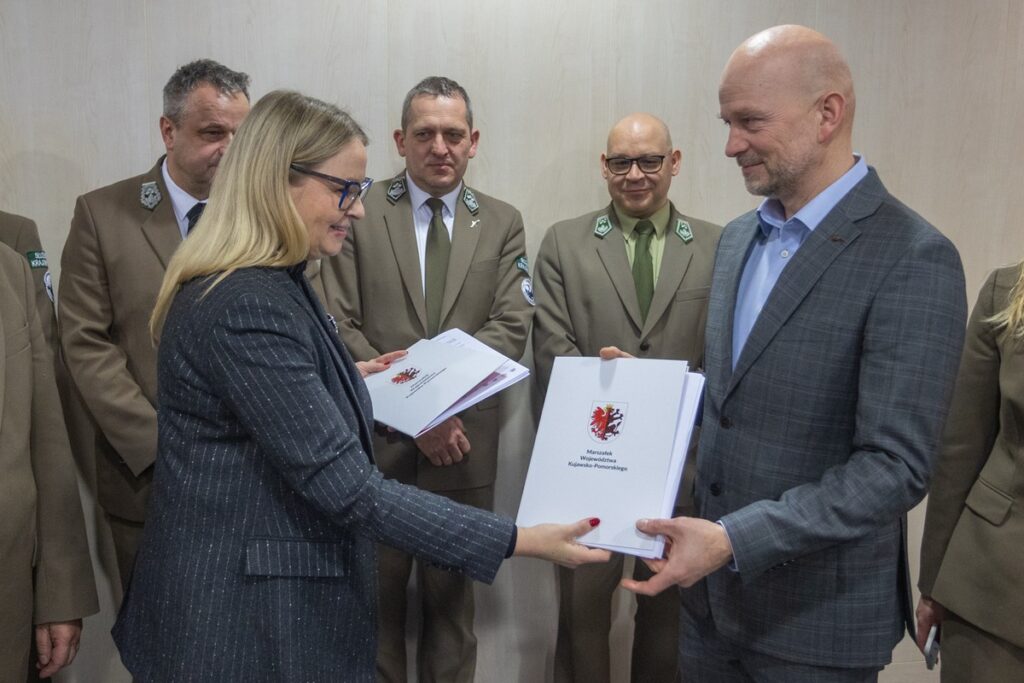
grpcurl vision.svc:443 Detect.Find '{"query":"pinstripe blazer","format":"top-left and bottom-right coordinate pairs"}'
top-left (685, 168), bottom-right (968, 668)
top-left (112, 265), bottom-right (514, 682)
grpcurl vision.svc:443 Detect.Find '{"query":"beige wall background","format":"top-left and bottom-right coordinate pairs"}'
top-left (2, 1), bottom-right (1019, 681)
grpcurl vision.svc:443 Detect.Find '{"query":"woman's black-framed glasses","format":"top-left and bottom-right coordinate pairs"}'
top-left (290, 164), bottom-right (373, 210)
top-left (604, 155), bottom-right (667, 175)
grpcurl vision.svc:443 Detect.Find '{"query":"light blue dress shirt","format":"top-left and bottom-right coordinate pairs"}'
top-left (731, 156), bottom-right (868, 368)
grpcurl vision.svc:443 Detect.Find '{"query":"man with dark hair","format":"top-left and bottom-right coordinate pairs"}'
top-left (320, 75), bottom-right (533, 683)
top-left (59, 59), bottom-right (250, 593)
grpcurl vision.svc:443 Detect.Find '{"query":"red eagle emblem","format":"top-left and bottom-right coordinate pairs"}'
top-left (589, 402), bottom-right (626, 442)
top-left (391, 368), bottom-right (420, 384)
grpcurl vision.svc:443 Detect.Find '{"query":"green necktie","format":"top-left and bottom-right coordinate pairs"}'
top-left (424, 197), bottom-right (451, 336)
top-left (632, 219), bottom-right (655, 323)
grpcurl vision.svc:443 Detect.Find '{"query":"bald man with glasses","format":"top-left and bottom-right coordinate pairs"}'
top-left (532, 113), bottom-right (720, 683)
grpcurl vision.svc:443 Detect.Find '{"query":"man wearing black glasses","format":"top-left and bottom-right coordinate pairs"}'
top-left (533, 113), bottom-right (720, 683)
top-left (320, 76), bottom-right (533, 683)
top-left (58, 59), bottom-right (250, 597)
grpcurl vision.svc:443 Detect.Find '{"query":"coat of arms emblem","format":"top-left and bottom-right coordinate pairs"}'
top-left (589, 402), bottom-right (627, 442)
top-left (391, 368), bottom-right (420, 384)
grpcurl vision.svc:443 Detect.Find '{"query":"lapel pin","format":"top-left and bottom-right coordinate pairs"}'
top-left (829, 234), bottom-right (845, 243)
top-left (470, 219), bottom-right (480, 228)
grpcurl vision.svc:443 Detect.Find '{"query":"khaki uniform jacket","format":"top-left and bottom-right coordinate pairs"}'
top-left (321, 173), bottom-right (532, 491)
top-left (919, 264), bottom-right (1024, 648)
top-left (59, 158), bottom-right (329, 520)
top-left (532, 203), bottom-right (720, 390)
top-left (0, 241), bottom-right (97, 675)
top-left (532, 203), bottom-right (719, 511)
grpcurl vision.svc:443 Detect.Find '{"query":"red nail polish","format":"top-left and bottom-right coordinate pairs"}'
top-left (589, 518), bottom-right (600, 527)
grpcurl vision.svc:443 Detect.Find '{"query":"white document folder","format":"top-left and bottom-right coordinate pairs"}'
top-left (516, 356), bottom-right (704, 558)
top-left (363, 329), bottom-right (529, 437)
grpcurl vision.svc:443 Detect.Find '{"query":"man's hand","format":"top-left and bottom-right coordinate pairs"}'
top-left (35, 620), bottom-right (82, 678)
top-left (356, 349), bottom-right (407, 378)
top-left (599, 346), bottom-right (635, 360)
top-left (620, 517), bottom-right (733, 595)
top-left (915, 595), bottom-right (945, 653)
top-left (414, 416), bottom-right (470, 466)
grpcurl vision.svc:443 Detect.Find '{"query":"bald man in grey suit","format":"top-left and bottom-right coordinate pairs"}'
top-left (623, 26), bottom-right (967, 681)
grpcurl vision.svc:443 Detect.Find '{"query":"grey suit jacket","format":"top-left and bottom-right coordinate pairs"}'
top-left (688, 168), bottom-right (967, 668)
top-left (112, 265), bottom-right (513, 682)
top-left (919, 264), bottom-right (1024, 649)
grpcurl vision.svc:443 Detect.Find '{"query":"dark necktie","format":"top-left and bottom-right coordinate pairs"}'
top-left (632, 219), bottom-right (655, 322)
top-left (424, 198), bottom-right (451, 337)
top-left (185, 202), bottom-right (206, 234)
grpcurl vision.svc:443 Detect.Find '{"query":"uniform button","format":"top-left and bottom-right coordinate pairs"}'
top-left (720, 416), bottom-right (732, 429)
top-left (710, 482), bottom-right (723, 496)
top-left (639, 341), bottom-right (651, 352)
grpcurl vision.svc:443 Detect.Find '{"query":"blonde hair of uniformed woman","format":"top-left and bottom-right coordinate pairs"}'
top-left (989, 261), bottom-right (1024, 342)
top-left (150, 90), bottom-right (367, 340)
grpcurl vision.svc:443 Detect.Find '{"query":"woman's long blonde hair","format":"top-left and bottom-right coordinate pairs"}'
top-left (149, 90), bottom-right (367, 339)
top-left (988, 261), bottom-right (1024, 342)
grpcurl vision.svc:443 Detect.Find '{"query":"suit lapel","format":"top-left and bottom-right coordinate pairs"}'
top-left (382, 186), bottom-right (428, 335)
top-left (138, 161), bottom-right (182, 270)
top-left (440, 189), bottom-right (482, 326)
top-left (726, 173), bottom-right (884, 397)
top-left (642, 206), bottom-right (693, 338)
top-left (283, 273), bottom-right (375, 457)
top-left (595, 208), bottom-right (644, 331)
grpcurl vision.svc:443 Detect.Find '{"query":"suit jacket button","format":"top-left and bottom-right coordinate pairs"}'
top-left (639, 341), bottom-right (651, 352)
top-left (710, 482), bottom-right (723, 496)
top-left (720, 416), bottom-right (732, 429)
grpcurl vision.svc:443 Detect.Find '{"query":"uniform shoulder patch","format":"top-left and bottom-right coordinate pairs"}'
top-left (515, 255), bottom-right (530, 274)
top-left (593, 214), bottom-right (613, 238)
top-left (675, 219), bottom-right (694, 243)
top-left (462, 187), bottom-right (480, 215)
top-left (26, 250), bottom-right (48, 269)
top-left (140, 180), bottom-right (162, 210)
top-left (386, 177), bottom-right (407, 204)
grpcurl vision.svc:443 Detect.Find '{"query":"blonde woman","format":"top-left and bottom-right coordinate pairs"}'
top-left (112, 90), bottom-right (608, 682)
top-left (917, 261), bottom-right (1024, 680)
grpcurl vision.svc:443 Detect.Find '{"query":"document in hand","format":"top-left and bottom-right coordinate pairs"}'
top-left (516, 357), bottom-right (704, 558)
top-left (362, 328), bottom-right (529, 438)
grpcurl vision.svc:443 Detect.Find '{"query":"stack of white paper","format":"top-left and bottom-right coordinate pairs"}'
top-left (363, 329), bottom-right (529, 437)
top-left (516, 356), bottom-right (704, 559)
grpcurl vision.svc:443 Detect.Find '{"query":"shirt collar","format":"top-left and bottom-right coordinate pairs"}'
top-left (615, 202), bottom-right (672, 239)
top-left (406, 172), bottom-right (462, 218)
top-left (161, 158), bottom-right (205, 226)
top-left (755, 155), bottom-right (868, 236)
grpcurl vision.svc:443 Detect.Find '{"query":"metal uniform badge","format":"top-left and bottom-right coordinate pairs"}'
top-left (593, 215), bottom-right (613, 238)
top-left (675, 219), bottom-right (693, 243)
top-left (521, 277), bottom-right (535, 306)
top-left (386, 177), bottom-right (407, 204)
top-left (44, 271), bottom-right (54, 302)
top-left (515, 256), bottom-right (530, 275)
top-left (462, 188), bottom-right (480, 215)
top-left (140, 181), bottom-right (162, 210)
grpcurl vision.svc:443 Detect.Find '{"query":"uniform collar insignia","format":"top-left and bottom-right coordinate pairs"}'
top-left (140, 181), bottom-right (162, 210)
top-left (593, 214), bottom-right (613, 238)
top-left (675, 218), bottom-right (693, 243)
top-left (386, 177), bottom-right (407, 204)
top-left (462, 187), bottom-right (480, 215)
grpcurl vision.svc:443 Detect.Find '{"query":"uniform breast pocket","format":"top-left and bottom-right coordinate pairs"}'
top-left (244, 537), bottom-right (350, 578)
top-left (5, 323), bottom-right (30, 357)
top-left (674, 286), bottom-right (710, 303)
top-left (469, 257), bottom-right (499, 273)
